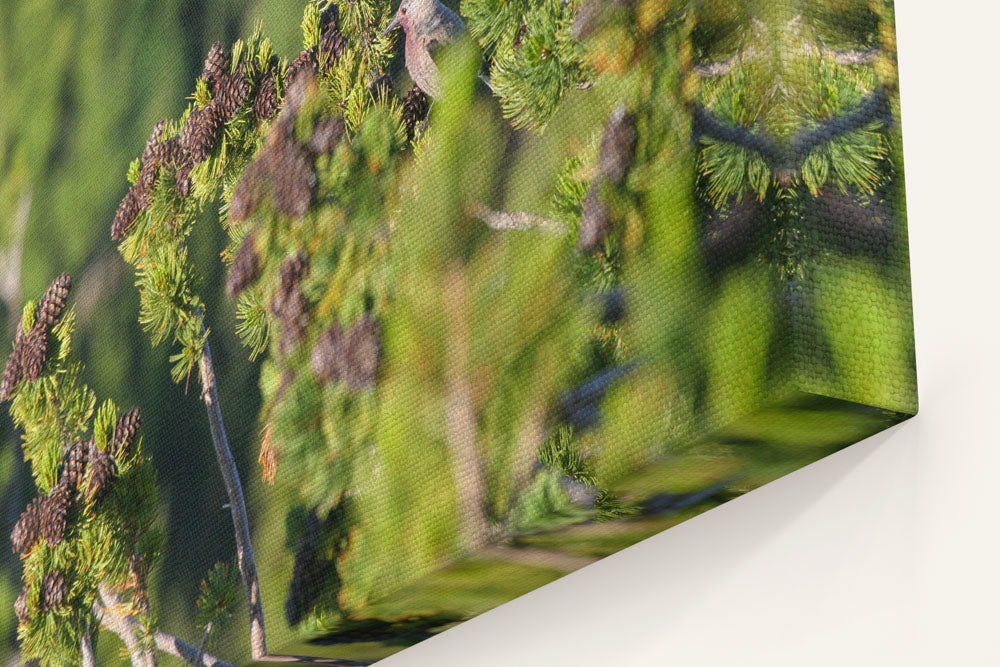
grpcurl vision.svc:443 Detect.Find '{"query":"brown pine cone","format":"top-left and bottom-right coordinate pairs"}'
top-left (319, 28), bottom-right (347, 73)
top-left (253, 69), bottom-right (280, 123)
top-left (271, 142), bottom-right (313, 218)
top-left (40, 484), bottom-right (72, 547)
top-left (41, 571), bottom-right (67, 611)
top-left (176, 162), bottom-right (193, 197)
top-left (34, 273), bottom-right (71, 333)
top-left (279, 290), bottom-right (309, 355)
top-left (11, 496), bottom-right (44, 555)
top-left (59, 440), bottom-right (90, 490)
top-left (279, 251), bottom-right (309, 291)
top-left (135, 160), bottom-right (158, 198)
top-left (272, 252), bottom-right (310, 353)
top-left (320, 3), bottom-right (339, 33)
top-left (310, 321), bottom-right (345, 382)
top-left (401, 85), bottom-right (430, 141)
top-left (151, 136), bottom-right (182, 169)
top-left (180, 102), bottom-right (223, 165)
top-left (578, 184), bottom-right (611, 250)
top-left (202, 41), bottom-right (231, 85)
top-left (14, 587), bottom-right (31, 624)
top-left (310, 315), bottom-right (380, 389)
top-left (0, 319), bottom-right (27, 401)
top-left (342, 315), bottom-right (380, 391)
top-left (216, 63), bottom-right (250, 123)
top-left (227, 233), bottom-right (262, 298)
top-left (112, 406), bottom-right (142, 460)
top-left (21, 325), bottom-right (48, 382)
top-left (111, 187), bottom-right (143, 241)
top-left (596, 103), bottom-right (637, 185)
top-left (86, 443), bottom-right (115, 503)
top-left (229, 158), bottom-right (267, 222)
top-left (141, 120), bottom-right (166, 165)
top-left (306, 116), bottom-right (345, 155)
top-left (284, 47), bottom-right (317, 90)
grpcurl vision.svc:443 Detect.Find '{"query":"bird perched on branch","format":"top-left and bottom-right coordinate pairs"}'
top-left (383, 0), bottom-right (468, 99)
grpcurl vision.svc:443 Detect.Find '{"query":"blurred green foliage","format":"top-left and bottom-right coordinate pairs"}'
top-left (1, 0), bottom-right (916, 663)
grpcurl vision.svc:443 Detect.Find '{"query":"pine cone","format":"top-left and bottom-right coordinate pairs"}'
top-left (578, 184), bottom-right (611, 250)
top-left (319, 28), bottom-right (347, 73)
top-left (203, 41), bottom-right (231, 85)
top-left (151, 137), bottom-right (182, 168)
top-left (176, 162), bottom-right (193, 197)
top-left (401, 85), bottom-right (430, 141)
top-left (14, 587), bottom-right (31, 624)
top-left (310, 315), bottom-right (380, 389)
top-left (112, 187), bottom-right (143, 241)
top-left (342, 314), bottom-right (380, 391)
top-left (141, 120), bottom-right (166, 165)
top-left (40, 484), bottom-right (72, 547)
top-left (34, 273), bottom-right (71, 332)
top-left (284, 47), bottom-right (317, 90)
top-left (229, 158), bottom-right (267, 222)
top-left (272, 253), bottom-right (310, 353)
top-left (11, 496), bottom-right (44, 555)
top-left (180, 102), bottom-right (223, 165)
top-left (41, 571), bottom-right (67, 611)
top-left (253, 70), bottom-right (280, 123)
top-left (320, 3), bottom-right (339, 33)
top-left (59, 440), bottom-right (90, 490)
top-left (0, 319), bottom-right (27, 401)
top-left (597, 104), bottom-right (637, 185)
top-left (135, 160), bottom-right (158, 198)
top-left (279, 290), bottom-right (309, 355)
top-left (21, 325), bottom-right (48, 382)
top-left (216, 63), bottom-right (250, 123)
top-left (271, 142), bottom-right (313, 218)
top-left (279, 251), bottom-right (309, 290)
top-left (227, 233), bottom-right (262, 298)
top-left (86, 442), bottom-right (115, 503)
top-left (310, 321), bottom-right (344, 382)
top-left (306, 116), bottom-right (345, 155)
top-left (112, 406), bottom-right (142, 460)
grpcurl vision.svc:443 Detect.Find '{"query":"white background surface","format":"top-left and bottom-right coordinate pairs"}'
top-left (384, 2), bottom-right (1000, 665)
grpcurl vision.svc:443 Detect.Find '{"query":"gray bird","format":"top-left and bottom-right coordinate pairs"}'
top-left (382, 0), bottom-right (469, 99)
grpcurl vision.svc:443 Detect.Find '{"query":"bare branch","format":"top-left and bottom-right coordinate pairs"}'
top-left (94, 602), bottom-right (236, 667)
top-left (95, 592), bottom-right (145, 667)
top-left (80, 631), bottom-right (96, 667)
top-left (198, 337), bottom-right (267, 659)
top-left (694, 45), bottom-right (879, 77)
top-left (194, 621), bottom-right (213, 667)
top-left (469, 202), bottom-right (567, 234)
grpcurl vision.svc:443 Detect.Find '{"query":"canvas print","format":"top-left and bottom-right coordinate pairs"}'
top-left (0, 0), bottom-right (916, 664)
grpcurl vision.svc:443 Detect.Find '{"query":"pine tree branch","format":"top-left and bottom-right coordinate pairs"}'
top-left (693, 45), bottom-right (879, 77)
top-left (198, 336), bottom-right (267, 659)
top-left (194, 621), bottom-right (213, 667)
top-left (95, 591), bottom-right (145, 667)
top-left (98, 587), bottom-right (159, 667)
top-left (94, 602), bottom-right (236, 667)
top-left (469, 202), bottom-right (567, 234)
top-left (80, 631), bottom-right (96, 667)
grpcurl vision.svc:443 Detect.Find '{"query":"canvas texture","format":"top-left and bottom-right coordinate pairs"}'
top-left (0, 0), bottom-right (915, 664)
